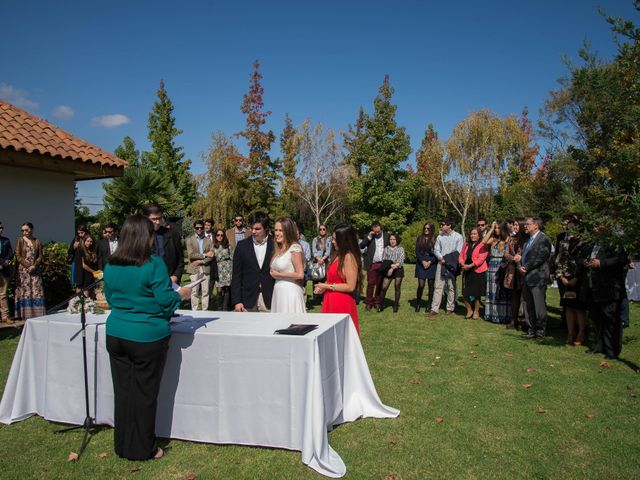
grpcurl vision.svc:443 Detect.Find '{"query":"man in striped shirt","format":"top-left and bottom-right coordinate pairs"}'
top-left (427, 218), bottom-right (464, 316)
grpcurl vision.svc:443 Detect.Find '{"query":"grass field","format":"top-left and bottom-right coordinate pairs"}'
top-left (0, 265), bottom-right (638, 479)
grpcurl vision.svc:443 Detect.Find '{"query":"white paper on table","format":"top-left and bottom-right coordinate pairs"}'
top-left (172, 277), bottom-right (205, 291)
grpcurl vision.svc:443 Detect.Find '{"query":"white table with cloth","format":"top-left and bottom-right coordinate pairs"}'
top-left (0, 310), bottom-right (399, 477)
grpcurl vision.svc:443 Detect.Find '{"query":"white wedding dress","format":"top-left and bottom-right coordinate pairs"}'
top-left (270, 243), bottom-right (307, 313)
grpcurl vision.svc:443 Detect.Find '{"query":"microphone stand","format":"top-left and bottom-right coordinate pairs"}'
top-left (54, 278), bottom-right (104, 459)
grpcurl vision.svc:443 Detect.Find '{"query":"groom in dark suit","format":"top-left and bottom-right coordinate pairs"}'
top-left (231, 211), bottom-right (275, 312)
top-left (519, 216), bottom-right (552, 338)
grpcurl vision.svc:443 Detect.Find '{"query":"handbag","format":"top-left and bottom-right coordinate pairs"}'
top-left (310, 262), bottom-right (326, 281)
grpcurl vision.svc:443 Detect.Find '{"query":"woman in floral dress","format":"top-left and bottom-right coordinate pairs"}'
top-left (213, 228), bottom-right (233, 310)
top-left (14, 222), bottom-right (46, 319)
top-left (482, 221), bottom-right (511, 324)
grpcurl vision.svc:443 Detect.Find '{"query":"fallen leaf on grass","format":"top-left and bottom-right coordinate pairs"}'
top-left (600, 361), bottom-right (610, 368)
top-left (385, 475), bottom-right (398, 480)
top-left (469, 351), bottom-right (475, 355)
top-left (388, 438), bottom-right (398, 445)
top-left (67, 452), bottom-right (79, 462)
top-left (431, 363), bottom-right (437, 367)
top-left (506, 352), bottom-right (513, 357)
top-left (410, 378), bottom-right (421, 385)
top-left (186, 474), bottom-right (197, 480)
top-left (525, 367), bottom-right (535, 373)
top-left (584, 413), bottom-right (595, 419)
top-left (522, 383), bottom-right (533, 389)
top-left (435, 356), bottom-right (441, 360)
top-left (536, 407), bottom-right (546, 414)
top-left (98, 452), bottom-right (108, 459)
top-left (130, 466), bottom-right (141, 473)
top-left (436, 417), bottom-right (444, 423)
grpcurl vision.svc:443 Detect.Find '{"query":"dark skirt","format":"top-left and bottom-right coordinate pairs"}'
top-left (560, 282), bottom-right (588, 310)
top-left (386, 267), bottom-right (405, 279)
top-left (462, 270), bottom-right (485, 297)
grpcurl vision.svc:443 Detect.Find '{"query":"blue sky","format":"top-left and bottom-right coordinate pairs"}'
top-left (2, 0), bottom-right (638, 212)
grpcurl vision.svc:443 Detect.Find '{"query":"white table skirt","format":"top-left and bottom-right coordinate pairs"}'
top-left (0, 310), bottom-right (399, 477)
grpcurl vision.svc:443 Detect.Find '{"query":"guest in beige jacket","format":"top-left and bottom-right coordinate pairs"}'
top-left (225, 214), bottom-right (251, 250)
top-left (186, 220), bottom-right (214, 310)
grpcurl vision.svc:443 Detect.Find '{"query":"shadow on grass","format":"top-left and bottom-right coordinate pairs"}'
top-left (0, 325), bottom-right (23, 341)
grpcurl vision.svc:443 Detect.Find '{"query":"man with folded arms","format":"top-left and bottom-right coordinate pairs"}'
top-left (427, 218), bottom-right (463, 316)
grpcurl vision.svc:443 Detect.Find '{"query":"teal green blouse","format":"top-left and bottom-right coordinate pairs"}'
top-left (104, 255), bottom-right (182, 342)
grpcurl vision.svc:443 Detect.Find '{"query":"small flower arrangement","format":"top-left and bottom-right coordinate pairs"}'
top-left (67, 296), bottom-right (106, 315)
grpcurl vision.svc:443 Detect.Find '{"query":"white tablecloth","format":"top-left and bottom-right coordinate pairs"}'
top-left (0, 310), bottom-right (399, 477)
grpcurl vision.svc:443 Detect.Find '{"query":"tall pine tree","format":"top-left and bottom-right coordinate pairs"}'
top-left (143, 79), bottom-right (195, 215)
top-left (236, 61), bottom-right (278, 214)
top-left (349, 75), bottom-right (412, 233)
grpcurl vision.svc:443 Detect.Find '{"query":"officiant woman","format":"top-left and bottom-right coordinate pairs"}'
top-left (103, 215), bottom-right (191, 460)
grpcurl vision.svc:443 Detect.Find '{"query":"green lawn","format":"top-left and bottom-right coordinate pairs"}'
top-left (1, 265), bottom-right (638, 479)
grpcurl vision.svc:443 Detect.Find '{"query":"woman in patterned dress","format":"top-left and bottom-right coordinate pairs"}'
top-left (213, 228), bottom-right (233, 311)
top-left (14, 222), bottom-right (46, 319)
top-left (380, 234), bottom-right (405, 313)
top-left (482, 221), bottom-right (511, 324)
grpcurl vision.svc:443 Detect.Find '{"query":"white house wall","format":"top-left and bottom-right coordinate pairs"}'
top-left (0, 165), bottom-right (74, 244)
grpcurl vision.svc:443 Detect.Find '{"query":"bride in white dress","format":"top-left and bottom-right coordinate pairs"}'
top-left (270, 217), bottom-right (307, 313)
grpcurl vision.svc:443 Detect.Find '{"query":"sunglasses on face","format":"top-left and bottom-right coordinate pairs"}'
top-left (477, 223), bottom-right (486, 227)
top-left (195, 226), bottom-right (204, 230)
top-left (216, 234), bottom-right (224, 237)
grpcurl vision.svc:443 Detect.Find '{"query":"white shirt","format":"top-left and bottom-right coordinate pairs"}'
top-left (253, 237), bottom-right (268, 269)
top-left (372, 234), bottom-right (384, 263)
top-left (434, 230), bottom-right (464, 260)
top-left (108, 239), bottom-right (118, 255)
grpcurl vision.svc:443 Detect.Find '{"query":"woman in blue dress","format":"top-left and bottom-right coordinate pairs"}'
top-left (482, 221), bottom-right (511, 324)
top-left (414, 223), bottom-right (438, 312)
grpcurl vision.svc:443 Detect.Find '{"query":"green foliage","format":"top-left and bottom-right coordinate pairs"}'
top-left (349, 75), bottom-right (413, 233)
top-left (143, 80), bottom-right (196, 215)
top-left (114, 136), bottom-right (140, 167)
top-left (276, 113), bottom-right (300, 218)
top-left (193, 131), bottom-right (248, 227)
top-left (41, 242), bottom-right (73, 309)
top-left (102, 165), bottom-right (180, 223)
top-left (539, 3), bottom-right (640, 254)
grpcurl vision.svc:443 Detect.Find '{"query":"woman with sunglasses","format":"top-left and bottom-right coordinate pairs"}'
top-left (414, 222), bottom-right (437, 312)
top-left (14, 222), bottom-right (46, 320)
top-left (213, 228), bottom-right (233, 310)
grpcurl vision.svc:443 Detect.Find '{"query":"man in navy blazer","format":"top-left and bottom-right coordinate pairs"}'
top-left (231, 212), bottom-right (275, 312)
top-left (0, 221), bottom-right (13, 323)
top-left (519, 216), bottom-right (552, 338)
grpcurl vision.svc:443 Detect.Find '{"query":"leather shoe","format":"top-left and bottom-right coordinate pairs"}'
top-left (414, 305), bottom-right (421, 313)
top-left (426, 310), bottom-right (438, 317)
top-left (445, 310), bottom-right (454, 315)
top-left (376, 305), bottom-right (382, 313)
top-left (365, 304), bottom-right (372, 312)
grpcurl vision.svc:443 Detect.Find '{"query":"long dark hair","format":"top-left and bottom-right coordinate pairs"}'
top-left (213, 228), bottom-right (229, 249)
top-left (107, 215), bottom-right (154, 267)
top-left (417, 222), bottom-right (436, 254)
top-left (331, 223), bottom-right (363, 294)
top-left (81, 235), bottom-right (97, 264)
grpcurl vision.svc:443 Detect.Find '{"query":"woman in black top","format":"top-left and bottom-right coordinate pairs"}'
top-left (73, 234), bottom-right (99, 298)
top-left (414, 223), bottom-right (437, 312)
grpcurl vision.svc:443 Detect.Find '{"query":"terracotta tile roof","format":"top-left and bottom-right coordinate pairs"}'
top-left (0, 99), bottom-right (126, 169)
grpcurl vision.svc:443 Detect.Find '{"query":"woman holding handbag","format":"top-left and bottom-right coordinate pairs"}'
top-left (311, 224), bottom-right (331, 287)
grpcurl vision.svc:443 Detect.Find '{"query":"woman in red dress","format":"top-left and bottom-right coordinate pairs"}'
top-left (314, 224), bottom-right (363, 334)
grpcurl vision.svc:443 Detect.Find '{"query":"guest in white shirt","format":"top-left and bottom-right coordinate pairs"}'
top-left (98, 223), bottom-right (119, 270)
top-left (359, 221), bottom-right (390, 312)
top-left (427, 218), bottom-right (464, 316)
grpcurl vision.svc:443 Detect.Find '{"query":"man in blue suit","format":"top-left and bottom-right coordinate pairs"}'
top-left (519, 217), bottom-right (552, 338)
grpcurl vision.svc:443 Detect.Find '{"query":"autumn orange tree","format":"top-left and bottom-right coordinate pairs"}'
top-left (236, 61), bottom-right (279, 215)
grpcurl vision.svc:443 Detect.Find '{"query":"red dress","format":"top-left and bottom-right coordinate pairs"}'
top-left (321, 258), bottom-right (360, 334)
